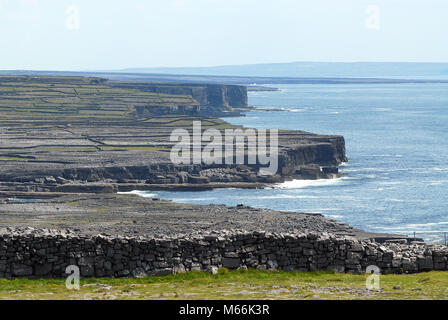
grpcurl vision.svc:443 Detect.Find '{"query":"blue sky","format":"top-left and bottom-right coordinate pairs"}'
top-left (0, 0), bottom-right (447, 70)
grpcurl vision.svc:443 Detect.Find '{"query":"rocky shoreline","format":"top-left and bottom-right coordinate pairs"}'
top-left (0, 193), bottom-right (381, 239)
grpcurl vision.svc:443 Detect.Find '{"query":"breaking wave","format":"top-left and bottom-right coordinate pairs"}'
top-left (117, 191), bottom-right (157, 198)
top-left (273, 178), bottom-right (343, 189)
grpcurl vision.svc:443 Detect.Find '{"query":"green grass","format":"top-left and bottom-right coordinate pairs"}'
top-left (0, 155), bottom-right (34, 161)
top-left (0, 76), bottom-right (199, 121)
top-left (1, 270), bottom-right (448, 300)
top-left (38, 147), bottom-right (99, 152)
top-left (100, 146), bottom-right (171, 152)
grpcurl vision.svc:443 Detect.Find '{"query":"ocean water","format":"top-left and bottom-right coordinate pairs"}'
top-left (141, 83), bottom-right (448, 241)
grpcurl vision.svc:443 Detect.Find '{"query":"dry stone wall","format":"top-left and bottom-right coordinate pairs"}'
top-left (1, 228), bottom-right (447, 278)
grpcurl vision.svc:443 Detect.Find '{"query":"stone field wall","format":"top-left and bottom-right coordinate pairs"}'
top-left (1, 228), bottom-right (447, 278)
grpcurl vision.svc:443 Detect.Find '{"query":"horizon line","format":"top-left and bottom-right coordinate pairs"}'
top-left (2, 60), bottom-right (448, 74)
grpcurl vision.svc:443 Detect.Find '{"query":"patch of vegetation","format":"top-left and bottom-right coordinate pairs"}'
top-left (100, 146), bottom-right (171, 152)
top-left (0, 76), bottom-right (199, 122)
top-left (38, 147), bottom-right (99, 152)
top-left (1, 270), bottom-right (448, 300)
top-left (0, 155), bottom-right (34, 161)
top-left (142, 115), bottom-right (238, 129)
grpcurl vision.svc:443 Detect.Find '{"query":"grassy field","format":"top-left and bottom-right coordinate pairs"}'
top-left (0, 75), bottom-right (198, 121)
top-left (1, 269), bottom-right (448, 300)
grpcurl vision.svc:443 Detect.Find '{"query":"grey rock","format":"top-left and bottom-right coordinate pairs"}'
top-left (12, 264), bottom-right (33, 277)
top-left (206, 266), bottom-right (219, 275)
top-left (222, 258), bottom-right (241, 269)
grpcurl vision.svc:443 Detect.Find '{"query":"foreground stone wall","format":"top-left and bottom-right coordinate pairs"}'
top-left (1, 228), bottom-right (447, 278)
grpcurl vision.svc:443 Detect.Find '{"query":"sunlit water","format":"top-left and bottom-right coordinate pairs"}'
top-left (136, 83), bottom-right (448, 241)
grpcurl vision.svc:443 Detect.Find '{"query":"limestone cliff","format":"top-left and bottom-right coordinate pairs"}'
top-left (0, 75), bottom-right (346, 193)
top-left (109, 81), bottom-right (248, 113)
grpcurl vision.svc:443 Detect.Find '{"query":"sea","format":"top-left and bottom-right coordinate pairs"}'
top-left (134, 82), bottom-right (448, 242)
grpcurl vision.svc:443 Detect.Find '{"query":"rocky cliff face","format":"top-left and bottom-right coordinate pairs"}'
top-left (278, 136), bottom-right (347, 175)
top-left (109, 81), bottom-right (248, 111)
top-left (0, 134), bottom-right (346, 193)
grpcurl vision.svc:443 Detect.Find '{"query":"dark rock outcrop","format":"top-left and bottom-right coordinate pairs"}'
top-left (109, 81), bottom-right (248, 113)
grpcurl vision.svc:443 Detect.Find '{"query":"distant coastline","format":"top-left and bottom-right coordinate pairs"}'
top-left (2, 69), bottom-right (448, 86)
